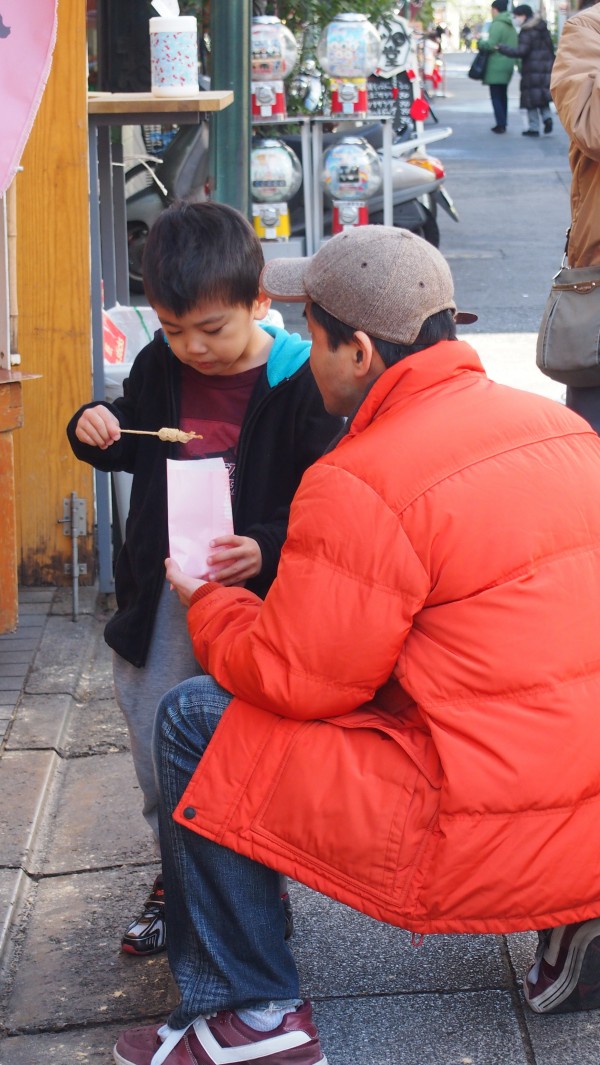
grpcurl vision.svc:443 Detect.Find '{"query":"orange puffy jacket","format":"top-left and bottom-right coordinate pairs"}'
top-left (175, 340), bottom-right (600, 934)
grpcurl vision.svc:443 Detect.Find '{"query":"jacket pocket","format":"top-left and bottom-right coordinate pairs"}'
top-left (249, 716), bottom-right (439, 903)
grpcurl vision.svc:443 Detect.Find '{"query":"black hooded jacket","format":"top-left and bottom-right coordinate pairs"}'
top-left (498, 15), bottom-right (554, 110)
top-left (67, 327), bottom-right (342, 667)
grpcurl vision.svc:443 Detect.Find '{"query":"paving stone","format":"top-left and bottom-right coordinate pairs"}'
top-left (17, 587), bottom-right (56, 605)
top-left (40, 751), bottom-right (155, 874)
top-left (76, 634), bottom-right (116, 704)
top-left (0, 651), bottom-right (36, 665)
top-left (3, 867), bottom-right (176, 1032)
top-left (314, 990), bottom-right (530, 1065)
top-left (523, 1008), bottom-right (600, 1065)
top-left (0, 679), bottom-right (21, 693)
top-left (25, 615), bottom-right (98, 697)
top-left (6, 693), bottom-right (75, 751)
top-left (0, 750), bottom-right (57, 867)
top-left (16, 603), bottom-right (51, 617)
top-left (290, 882), bottom-right (510, 997)
top-left (9, 617), bottom-right (45, 630)
top-left (60, 696), bottom-right (129, 757)
top-left (51, 586), bottom-right (101, 617)
top-left (0, 869), bottom-right (24, 958)
top-left (0, 664), bottom-right (28, 679)
top-left (0, 637), bottom-right (41, 651)
top-left (0, 1023), bottom-right (127, 1064)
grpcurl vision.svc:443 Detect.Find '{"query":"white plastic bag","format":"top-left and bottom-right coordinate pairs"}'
top-left (167, 458), bottom-right (233, 578)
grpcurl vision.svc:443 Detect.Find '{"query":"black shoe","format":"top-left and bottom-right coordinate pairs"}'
top-left (522, 129), bottom-right (540, 137)
top-left (544, 117), bottom-right (553, 134)
top-left (491, 125), bottom-right (506, 133)
top-left (121, 874), bottom-right (167, 956)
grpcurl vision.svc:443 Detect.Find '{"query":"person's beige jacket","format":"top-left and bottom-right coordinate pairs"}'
top-left (551, 7), bottom-right (600, 267)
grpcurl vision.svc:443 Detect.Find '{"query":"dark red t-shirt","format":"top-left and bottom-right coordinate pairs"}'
top-left (178, 362), bottom-right (263, 494)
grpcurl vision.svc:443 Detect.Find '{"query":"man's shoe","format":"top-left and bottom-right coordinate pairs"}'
top-left (522, 129), bottom-right (540, 137)
top-left (524, 918), bottom-right (600, 1013)
top-left (113, 1000), bottom-right (327, 1065)
top-left (544, 117), bottom-right (553, 134)
top-left (121, 874), bottom-right (166, 957)
top-left (491, 125), bottom-right (506, 133)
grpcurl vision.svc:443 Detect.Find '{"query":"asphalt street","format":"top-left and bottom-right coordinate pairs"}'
top-left (0, 52), bottom-right (594, 1065)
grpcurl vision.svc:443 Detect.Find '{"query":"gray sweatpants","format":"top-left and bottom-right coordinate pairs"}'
top-left (113, 580), bottom-right (289, 904)
top-left (113, 581), bottom-right (202, 845)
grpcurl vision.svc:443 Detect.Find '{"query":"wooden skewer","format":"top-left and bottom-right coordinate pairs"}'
top-left (120, 427), bottom-right (203, 443)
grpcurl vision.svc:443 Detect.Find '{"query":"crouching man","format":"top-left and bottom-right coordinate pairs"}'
top-left (114, 227), bottom-right (600, 1065)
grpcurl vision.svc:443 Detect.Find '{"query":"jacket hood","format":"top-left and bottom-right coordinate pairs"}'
top-left (261, 324), bottom-right (311, 388)
top-left (522, 14), bottom-right (545, 29)
top-left (494, 11), bottom-right (515, 24)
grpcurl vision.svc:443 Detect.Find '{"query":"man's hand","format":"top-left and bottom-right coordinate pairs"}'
top-left (165, 558), bottom-right (206, 607)
top-left (205, 535), bottom-right (262, 586)
top-left (75, 406), bottom-right (121, 450)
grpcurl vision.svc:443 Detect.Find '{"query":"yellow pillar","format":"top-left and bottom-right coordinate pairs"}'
top-left (14, 0), bottom-right (93, 585)
top-left (0, 374), bottom-right (23, 630)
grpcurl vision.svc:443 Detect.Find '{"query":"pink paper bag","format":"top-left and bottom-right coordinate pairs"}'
top-left (0, 1), bottom-right (58, 195)
top-left (167, 458), bottom-right (233, 578)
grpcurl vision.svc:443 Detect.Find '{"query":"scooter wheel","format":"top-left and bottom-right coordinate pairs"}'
top-left (128, 221), bottom-right (149, 294)
top-left (416, 208), bottom-right (440, 248)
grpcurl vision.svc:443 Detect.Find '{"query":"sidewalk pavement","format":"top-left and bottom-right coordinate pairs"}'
top-left (1, 337), bottom-right (600, 1065)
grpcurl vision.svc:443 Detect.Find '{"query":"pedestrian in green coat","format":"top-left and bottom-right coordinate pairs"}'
top-left (478, 0), bottom-right (518, 132)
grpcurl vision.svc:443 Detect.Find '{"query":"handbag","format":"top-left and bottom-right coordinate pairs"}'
top-left (536, 233), bottom-right (600, 386)
top-left (468, 50), bottom-right (488, 80)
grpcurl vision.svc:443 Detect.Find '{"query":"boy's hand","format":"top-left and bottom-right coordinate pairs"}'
top-left (165, 558), bottom-right (206, 606)
top-left (205, 535), bottom-right (262, 586)
top-left (75, 406), bottom-right (121, 450)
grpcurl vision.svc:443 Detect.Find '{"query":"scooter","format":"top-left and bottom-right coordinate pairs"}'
top-left (126, 121), bottom-right (211, 292)
top-left (125, 116), bottom-right (459, 292)
top-left (281, 121), bottom-right (457, 249)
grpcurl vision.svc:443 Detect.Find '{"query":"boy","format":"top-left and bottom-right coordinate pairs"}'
top-left (66, 201), bottom-right (342, 958)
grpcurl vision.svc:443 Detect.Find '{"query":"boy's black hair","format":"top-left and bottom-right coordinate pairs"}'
top-left (142, 200), bottom-right (265, 317)
top-left (309, 302), bottom-right (457, 368)
top-left (491, 0), bottom-right (509, 11)
top-left (513, 4), bottom-right (533, 16)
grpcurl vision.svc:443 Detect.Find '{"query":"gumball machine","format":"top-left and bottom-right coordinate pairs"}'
top-left (317, 13), bottom-right (381, 118)
top-left (321, 136), bottom-right (382, 235)
top-left (251, 139), bottom-right (303, 241)
top-left (251, 15), bottom-right (299, 119)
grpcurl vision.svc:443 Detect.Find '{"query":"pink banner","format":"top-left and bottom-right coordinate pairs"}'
top-left (0, 0), bottom-right (58, 195)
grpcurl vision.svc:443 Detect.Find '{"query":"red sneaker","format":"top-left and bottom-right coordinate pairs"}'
top-left (113, 1000), bottom-right (327, 1065)
top-left (524, 918), bottom-right (600, 1013)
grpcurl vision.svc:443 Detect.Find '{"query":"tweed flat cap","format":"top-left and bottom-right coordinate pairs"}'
top-left (260, 226), bottom-right (476, 345)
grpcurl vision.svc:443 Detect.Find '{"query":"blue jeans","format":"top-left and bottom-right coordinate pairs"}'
top-left (154, 675), bottom-right (300, 1029)
top-left (489, 83), bottom-right (508, 128)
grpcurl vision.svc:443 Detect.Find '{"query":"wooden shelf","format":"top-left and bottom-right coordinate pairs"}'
top-left (88, 90), bottom-right (233, 116)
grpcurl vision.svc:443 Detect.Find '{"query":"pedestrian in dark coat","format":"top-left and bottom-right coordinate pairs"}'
top-left (498, 5), bottom-right (555, 136)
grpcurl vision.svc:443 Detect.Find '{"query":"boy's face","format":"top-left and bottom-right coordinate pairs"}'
top-left (154, 296), bottom-right (270, 376)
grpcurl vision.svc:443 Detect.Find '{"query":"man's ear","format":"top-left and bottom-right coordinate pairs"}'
top-left (254, 291), bottom-right (272, 321)
top-left (352, 331), bottom-right (386, 382)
